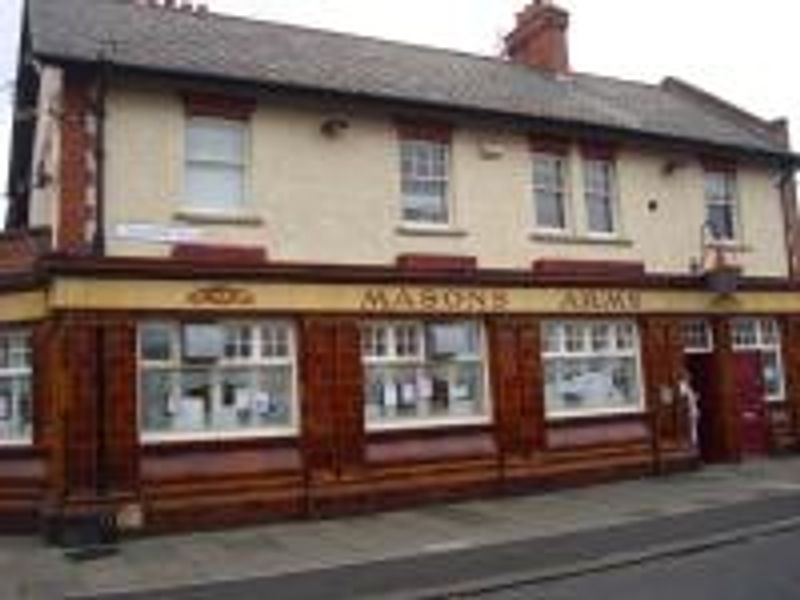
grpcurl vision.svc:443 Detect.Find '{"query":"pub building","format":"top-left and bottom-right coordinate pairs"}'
top-left (1, 0), bottom-right (799, 541)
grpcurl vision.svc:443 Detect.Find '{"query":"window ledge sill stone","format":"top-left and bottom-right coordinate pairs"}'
top-left (174, 210), bottom-right (264, 226)
top-left (529, 231), bottom-right (634, 247)
top-left (396, 224), bottom-right (468, 238)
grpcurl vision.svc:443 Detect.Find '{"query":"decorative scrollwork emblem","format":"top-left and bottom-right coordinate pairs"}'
top-left (187, 285), bottom-right (256, 307)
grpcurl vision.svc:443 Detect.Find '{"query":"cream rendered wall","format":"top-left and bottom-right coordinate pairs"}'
top-left (104, 82), bottom-right (789, 277)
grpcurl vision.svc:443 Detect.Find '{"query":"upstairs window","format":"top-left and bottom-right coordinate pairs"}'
top-left (705, 169), bottom-right (738, 242)
top-left (184, 117), bottom-right (247, 212)
top-left (584, 158), bottom-right (618, 235)
top-left (398, 122), bottom-right (452, 225)
top-left (533, 153), bottom-right (569, 231)
top-left (0, 330), bottom-right (32, 444)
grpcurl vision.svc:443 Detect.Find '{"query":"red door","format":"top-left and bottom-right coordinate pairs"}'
top-left (734, 352), bottom-right (770, 456)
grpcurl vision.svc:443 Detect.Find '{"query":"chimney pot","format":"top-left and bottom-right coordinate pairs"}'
top-left (504, 0), bottom-right (570, 73)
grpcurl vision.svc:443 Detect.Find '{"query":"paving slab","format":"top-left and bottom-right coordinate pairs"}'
top-left (2, 457), bottom-right (800, 599)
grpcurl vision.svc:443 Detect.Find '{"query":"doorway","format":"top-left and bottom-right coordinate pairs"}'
top-left (684, 350), bottom-right (769, 462)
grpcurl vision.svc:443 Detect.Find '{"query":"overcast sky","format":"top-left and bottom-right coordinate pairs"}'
top-left (1, 0), bottom-right (798, 223)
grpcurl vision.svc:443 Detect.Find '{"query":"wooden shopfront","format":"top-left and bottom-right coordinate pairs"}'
top-left (2, 264), bottom-right (800, 537)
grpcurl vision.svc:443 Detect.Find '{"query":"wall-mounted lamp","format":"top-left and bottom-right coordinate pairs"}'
top-left (661, 157), bottom-right (688, 176)
top-left (320, 116), bottom-right (350, 138)
top-left (696, 219), bottom-right (741, 296)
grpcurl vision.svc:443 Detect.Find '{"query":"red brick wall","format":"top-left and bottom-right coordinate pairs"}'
top-left (59, 72), bottom-right (95, 253)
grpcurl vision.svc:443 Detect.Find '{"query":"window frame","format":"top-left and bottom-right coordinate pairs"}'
top-left (704, 169), bottom-right (740, 243)
top-left (532, 151), bottom-right (571, 233)
top-left (731, 318), bottom-right (785, 403)
top-left (583, 157), bottom-right (620, 237)
top-left (360, 320), bottom-right (491, 431)
top-left (137, 320), bottom-right (299, 443)
top-left (541, 320), bottom-right (646, 420)
top-left (0, 329), bottom-right (33, 446)
top-left (399, 138), bottom-right (452, 227)
top-left (182, 116), bottom-right (250, 214)
top-left (682, 319), bottom-right (714, 355)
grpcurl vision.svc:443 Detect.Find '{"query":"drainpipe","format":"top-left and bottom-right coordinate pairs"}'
top-left (92, 54), bottom-right (108, 257)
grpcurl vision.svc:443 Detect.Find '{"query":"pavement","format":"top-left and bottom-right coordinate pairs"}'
top-left (3, 457), bottom-right (800, 600)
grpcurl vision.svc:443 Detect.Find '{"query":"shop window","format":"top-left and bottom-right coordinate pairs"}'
top-left (400, 139), bottom-right (450, 224)
top-left (731, 318), bottom-right (784, 402)
top-left (0, 330), bottom-right (32, 444)
top-left (361, 321), bottom-right (488, 429)
top-left (542, 320), bottom-right (644, 418)
top-left (583, 159), bottom-right (618, 235)
top-left (682, 319), bottom-right (714, 354)
top-left (533, 153), bottom-right (569, 231)
top-left (184, 117), bottom-right (247, 212)
top-left (138, 321), bottom-right (296, 441)
top-left (704, 169), bottom-right (739, 242)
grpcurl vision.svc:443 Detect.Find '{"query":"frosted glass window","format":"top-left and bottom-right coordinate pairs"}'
top-left (542, 320), bottom-right (643, 418)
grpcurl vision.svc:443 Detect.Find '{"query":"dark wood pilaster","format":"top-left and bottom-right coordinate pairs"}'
top-left (709, 317), bottom-right (742, 462)
top-left (781, 316), bottom-right (800, 447)
top-left (641, 317), bottom-right (687, 449)
top-left (42, 315), bottom-right (140, 542)
top-left (300, 317), bottom-right (365, 483)
top-left (487, 317), bottom-right (545, 474)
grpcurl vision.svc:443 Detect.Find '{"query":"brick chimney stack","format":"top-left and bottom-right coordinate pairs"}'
top-left (504, 0), bottom-right (570, 74)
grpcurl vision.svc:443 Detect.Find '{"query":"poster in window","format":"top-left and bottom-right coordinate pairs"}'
top-left (0, 393), bottom-right (10, 421)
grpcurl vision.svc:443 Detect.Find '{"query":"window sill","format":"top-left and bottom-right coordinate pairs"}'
top-left (366, 414), bottom-right (490, 432)
top-left (396, 223), bottom-right (468, 238)
top-left (141, 428), bottom-right (298, 444)
top-left (0, 439), bottom-right (32, 448)
top-left (705, 241), bottom-right (752, 253)
top-left (546, 406), bottom-right (645, 422)
top-left (173, 210), bottom-right (264, 226)
top-left (529, 231), bottom-right (633, 247)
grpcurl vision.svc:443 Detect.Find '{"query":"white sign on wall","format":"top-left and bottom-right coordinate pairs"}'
top-left (114, 222), bottom-right (202, 245)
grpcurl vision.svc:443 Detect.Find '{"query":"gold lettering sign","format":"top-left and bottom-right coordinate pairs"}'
top-left (559, 289), bottom-right (642, 313)
top-left (361, 287), bottom-right (510, 313)
top-left (187, 285), bottom-right (256, 307)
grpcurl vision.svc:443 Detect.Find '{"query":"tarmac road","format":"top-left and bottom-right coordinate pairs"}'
top-left (475, 528), bottom-right (800, 600)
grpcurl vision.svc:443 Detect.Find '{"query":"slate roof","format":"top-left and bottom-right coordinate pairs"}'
top-left (27, 0), bottom-right (792, 158)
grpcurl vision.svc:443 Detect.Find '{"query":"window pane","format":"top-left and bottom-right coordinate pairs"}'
top-left (586, 193), bottom-right (614, 233)
top-left (140, 369), bottom-right (178, 434)
top-left (185, 164), bottom-right (244, 210)
top-left (140, 324), bottom-right (173, 362)
top-left (682, 320), bottom-right (713, 353)
top-left (535, 190), bottom-right (566, 229)
top-left (761, 351), bottom-right (783, 399)
top-left (224, 325), bottom-right (253, 360)
top-left (545, 356), bottom-right (640, 414)
top-left (732, 319), bottom-right (757, 348)
top-left (139, 321), bottom-right (296, 438)
top-left (363, 321), bottom-right (486, 426)
top-left (262, 324), bottom-right (290, 358)
top-left (0, 376), bottom-right (31, 441)
top-left (707, 204), bottom-right (735, 240)
top-left (186, 120), bottom-right (245, 164)
top-left (400, 140), bottom-right (449, 224)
